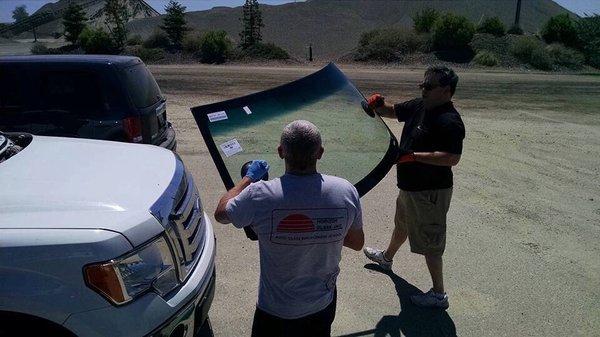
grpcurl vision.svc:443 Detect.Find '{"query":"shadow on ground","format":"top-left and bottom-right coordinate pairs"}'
top-left (337, 264), bottom-right (456, 337)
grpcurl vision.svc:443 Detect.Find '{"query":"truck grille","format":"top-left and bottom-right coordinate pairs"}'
top-left (165, 171), bottom-right (206, 281)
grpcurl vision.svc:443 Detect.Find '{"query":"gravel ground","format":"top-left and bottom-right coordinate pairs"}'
top-left (149, 63), bottom-right (600, 337)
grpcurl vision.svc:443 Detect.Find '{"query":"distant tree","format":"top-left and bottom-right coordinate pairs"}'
top-left (12, 5), bottom-right (29, 22)
top-left (477, 17), bottom-right (506, 37)
top-left (12, 5), bottom-right (37, 42)
top-left (576, 14), bottom-right (600, 68)
top-left (63, 2), bottom-right (87, 45)
top-left (239, 0), bottom-right (264, 49)
top-left (412, 8), bottom-right (439, 33)
top-left (104, 0), bottom-right (130, 52)
top-left (541, 14), bottom-right (580, 49)
top-left (161, 0), bottom-right (188, 50)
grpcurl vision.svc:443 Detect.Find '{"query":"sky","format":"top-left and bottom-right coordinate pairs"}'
top-left (1, 0), bottom-right (599, 23)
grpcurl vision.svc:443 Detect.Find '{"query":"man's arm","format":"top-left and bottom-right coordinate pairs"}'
top-left (343, 227), bottom-right (365, 251)
top-left (413, 151), bottom-right (461, 166)
top-left (214, 177), bottom-right (252, 224)
top-left (214, 159), bottom-right (270, 224)
top-left (373, 102), bottom-right (397, 119)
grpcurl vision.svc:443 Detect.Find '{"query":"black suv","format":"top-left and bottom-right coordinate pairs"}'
top-left (0, 55), bottom-right (176, 150)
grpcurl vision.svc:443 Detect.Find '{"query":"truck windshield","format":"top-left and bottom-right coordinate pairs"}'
top-left (123, 64), bottom-right (163, 108)
top-left (191, 63), bottom-right (398, 196)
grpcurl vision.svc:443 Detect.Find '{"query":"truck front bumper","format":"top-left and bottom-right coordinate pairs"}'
top-left (148, 268), bottom-right (215, 337)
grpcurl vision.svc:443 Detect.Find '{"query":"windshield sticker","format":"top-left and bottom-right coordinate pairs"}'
top-left (243, 106), bottom-right (253, 115)
top-left (219, 139), bottom-right (243, 157)
top-left (208, 111), bottom-right (228, 122)
top-left (270, 208), bottom-right (348, 246)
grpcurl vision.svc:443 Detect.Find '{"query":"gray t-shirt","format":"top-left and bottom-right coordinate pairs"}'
top-left (226, 173), bottom-right (363, 319)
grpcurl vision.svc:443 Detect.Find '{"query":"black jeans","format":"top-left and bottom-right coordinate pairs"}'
top-left (251, 291), bottom-right (337, 337)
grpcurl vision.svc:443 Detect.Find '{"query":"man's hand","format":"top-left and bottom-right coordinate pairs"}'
top-left (397, 152), bottom-right (416, 164)
top-left (245, 160), bottom-right (269, 182)
top-left (367, 93), bottom-right (385, 109)
top-left (364, 93), bottom-right (396, 118)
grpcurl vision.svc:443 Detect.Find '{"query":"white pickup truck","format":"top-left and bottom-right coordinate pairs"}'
top-left (0, 132), bottom-right (216, 337)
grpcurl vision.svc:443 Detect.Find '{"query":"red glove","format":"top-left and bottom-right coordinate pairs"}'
top-left (397, 152), bottom-right (416, 164)
top-left (367, 93), bottom-right (385, 109)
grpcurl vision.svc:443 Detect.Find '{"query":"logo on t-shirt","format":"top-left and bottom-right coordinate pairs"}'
top-left (277, 214), bottom-right (316, 233)
top-left (271, 208), bottom-right (348, 245)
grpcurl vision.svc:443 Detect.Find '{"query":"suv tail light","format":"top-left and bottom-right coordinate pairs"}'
top-left (123, 116), bottom-right (143, 143)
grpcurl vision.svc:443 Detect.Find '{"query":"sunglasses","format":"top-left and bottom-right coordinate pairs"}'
top-left (418, 82), bottom-right (440, 91)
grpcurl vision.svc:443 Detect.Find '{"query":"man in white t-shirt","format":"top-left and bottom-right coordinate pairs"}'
top-left (215, 120), bottom-right (365, 337)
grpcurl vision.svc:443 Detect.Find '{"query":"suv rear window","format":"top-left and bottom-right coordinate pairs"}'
top-left (123, 64), bottom-right (162, 108)
top-left (42, 71), bottom-right (104, 117)
top-left (0, 68), bottom-right (23, 113)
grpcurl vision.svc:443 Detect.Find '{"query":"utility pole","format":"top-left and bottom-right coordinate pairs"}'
top-left (514, 0), bottom-right (522, 28)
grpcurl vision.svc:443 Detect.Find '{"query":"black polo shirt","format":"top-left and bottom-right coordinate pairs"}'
top-left (394, 98), bottom-right (465, 191)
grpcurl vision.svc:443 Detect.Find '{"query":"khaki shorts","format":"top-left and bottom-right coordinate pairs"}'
top-left (394, 188), bottom-right (453, 256)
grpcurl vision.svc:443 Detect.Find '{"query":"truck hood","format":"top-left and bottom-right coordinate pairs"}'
top-left (0, 136), bottom-right (176, 246)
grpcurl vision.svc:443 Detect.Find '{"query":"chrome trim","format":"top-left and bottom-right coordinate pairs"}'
top-left (150, 155), bottom-right (206, 282)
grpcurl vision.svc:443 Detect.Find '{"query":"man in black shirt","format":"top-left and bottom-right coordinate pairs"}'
top-left (363, 66), bottom-right (465, 309)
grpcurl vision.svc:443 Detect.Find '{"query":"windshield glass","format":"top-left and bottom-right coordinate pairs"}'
top-left (191, 63), bottom-right (397, 196)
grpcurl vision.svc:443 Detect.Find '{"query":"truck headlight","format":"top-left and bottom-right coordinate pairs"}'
top-left (84, 235), bottom-right (179, 305)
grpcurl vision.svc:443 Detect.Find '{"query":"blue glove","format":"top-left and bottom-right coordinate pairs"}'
top-left (245, 160), bottom-right (269, 182)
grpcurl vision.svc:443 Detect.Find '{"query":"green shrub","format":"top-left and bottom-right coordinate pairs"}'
top-left (470, 33), bottom-right (509, 56)
top-left (182, 33), bottom-right (203, 54)
top-left (529, 47), bottom-right (554, 70)
top-left (127, 46), bottom-right (165, 63)
top-left (507, 25), bottom-right (524, 35)
top-left (576, 15), bottom-right (600, 68)
top-left (196, 30), bottom-right (232, 64)
top-left (546, 43), bottom-right (585, 68)
top-left (78, 27), bottom-right (115, 54)
top-left (432, 13), bottom-right (476, 50)
top-left (477, 17), bottom-right (506, 37)
top-left (143, 31), bottom-right (170, 49)
top-left (412, 8), bottom-right (439, 33)
top-left (541, 14), bottom-right (579, 48)
top-left (473, 50), bottom-right (499, 66)
top-left (30, 43), bottom-right (49, 55)
top-left (237, 42), bottom-right (289, 60)
top-left (356, 28), bottom-right (426, 61)
top-left (127, 34), bottom-right (143, 46)
top-left (510, 36), bottom-right (543, 60)
top-left (510, 36), bottom-right (554, 70)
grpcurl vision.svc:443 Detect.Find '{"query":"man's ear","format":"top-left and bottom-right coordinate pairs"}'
top-left (316, 146), bottom-right (324, 160)
top-left (277, 145), bottom-right (284, 159)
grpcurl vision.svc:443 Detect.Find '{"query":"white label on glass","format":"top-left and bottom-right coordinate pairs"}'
top-left (243, 106), bottom-right (252, 115)
top-left (208, 111), bottom-right (228, 122)
top-left (220, 139), bottom-right (243, 157)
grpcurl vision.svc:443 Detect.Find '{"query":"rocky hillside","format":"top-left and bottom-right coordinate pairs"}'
top-left (127, 0), bottom-right (575, 59)
top-left (29, 0), bottom-right (158, 37)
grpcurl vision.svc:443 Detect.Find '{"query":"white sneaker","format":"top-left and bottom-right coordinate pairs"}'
top-left (410, 289), bottom-right (449, 309)
top-left (363, 247), bottom-right (393, 270)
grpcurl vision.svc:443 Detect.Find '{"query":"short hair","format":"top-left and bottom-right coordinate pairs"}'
top-left (425, 65), bottom-right (459, 96)
top-left (280, 120), bottom-right (322, 170)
